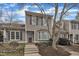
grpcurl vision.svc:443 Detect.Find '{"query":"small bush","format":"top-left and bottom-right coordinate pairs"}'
top-left (9, 41), bottom-right (19, 48)
top-left (57, 38), bottom-right (70, 45)
top-left (48, 38), bottom-right (53, 46)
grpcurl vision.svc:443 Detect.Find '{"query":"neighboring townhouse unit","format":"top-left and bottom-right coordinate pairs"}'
top-left (0, 23), bottom-right (25, 43)
top-left (25, 11), bottom-right (53, 43)
top-left (60, 20), bottom-right (79, 44)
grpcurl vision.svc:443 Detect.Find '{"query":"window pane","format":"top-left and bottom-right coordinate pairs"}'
top-left (29, 15), bottom-right (32, 25)
top-left (16, 32), bottom-right (20, 39)
top-left (36, 16), bottom-right (38, 25)
top-left (43, 18), bottom-right (47, 26)
top-left (38, 31), bottom-right (49, 40)
top-left (11, 32), bottom-right (15, 39)
top-left (38, 17), bottom-right (42, 26)
top-left (32, 16), bottom-right (36, 25)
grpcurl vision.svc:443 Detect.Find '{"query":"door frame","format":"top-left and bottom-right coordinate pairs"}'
top-left (27, 31), bottom-right (34, 43)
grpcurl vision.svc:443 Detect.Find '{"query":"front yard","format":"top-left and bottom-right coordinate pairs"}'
top-left (0, 43), bottom-right (25, 56)
top-left (36, 42), bottom-right (79, 56)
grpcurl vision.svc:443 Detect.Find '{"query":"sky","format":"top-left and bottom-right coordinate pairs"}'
top-left (0, 3), bottom-right (79, 23)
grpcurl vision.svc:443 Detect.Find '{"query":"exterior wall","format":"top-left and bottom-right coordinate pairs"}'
top-left (25, 11), bottom-right (52, 43)
top-left (69, 22), bottom-right (79, 43)
top-left (61, 20), bottom-right (79, 44)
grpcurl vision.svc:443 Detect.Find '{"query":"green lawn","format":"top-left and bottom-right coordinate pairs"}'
top-left (0, 43), bottom-right (25, 56)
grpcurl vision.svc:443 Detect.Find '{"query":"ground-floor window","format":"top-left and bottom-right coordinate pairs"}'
top-left (10, 31), bottom-right (20, 40)
top-left (38, 31), bottom-right (49, 40)
top-left (11, 32), bottom-right (15, 39)
top-left (16, 32), bottom-right (20, 39)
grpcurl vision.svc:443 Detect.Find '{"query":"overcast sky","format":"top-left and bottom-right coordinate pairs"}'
top-left (0, 3), bottom-right (79, 23)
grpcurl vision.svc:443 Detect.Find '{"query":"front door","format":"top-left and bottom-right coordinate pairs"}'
top-left (27, 31), bottom-right (34, 43)
top-left (28, 37), bottom-right (32, 43)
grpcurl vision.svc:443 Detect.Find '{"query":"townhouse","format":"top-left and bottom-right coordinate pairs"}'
top-left (60, 20), bottom-right (79, 44)
top-left (25, 11), bottom-right (53, 43)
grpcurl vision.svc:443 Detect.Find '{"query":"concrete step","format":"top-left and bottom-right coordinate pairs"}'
top-left (24, 53), bottom-right (40, 56)
top-left (24, 44), bottom-right (40, 56)
top-left (24, 51), bottom-right (39, 54)
top-left (24, 48), bottom-right (39, 52)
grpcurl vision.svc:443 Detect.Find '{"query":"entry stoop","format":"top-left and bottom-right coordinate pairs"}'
top-left (24, 44), bottom-right (41, 56)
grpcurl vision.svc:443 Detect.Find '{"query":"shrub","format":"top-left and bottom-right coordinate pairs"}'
top-left (48, 38), bottom-right (53, 46)
top-left (9, 41), bottom-right (19, 48)
top-left (35, 39), bottom-right (53, 47)
top-left (57, 38), bottom-right (70, 45)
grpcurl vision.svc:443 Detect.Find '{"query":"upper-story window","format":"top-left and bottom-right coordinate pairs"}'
top-left (41, 17), bottom-right (43, 26)
top-left (27, 15), bottom-right (32, 25)
top-left (43, 17), bottom-right (47, 26)
top-left (36, 16), bottom-right (38, 25)
top-left (38, 17), bottom-right (42, 26)
top-left (28, 15), bottom-right (49, 26)
top-left (29, 15), bottom-right (32, 25)
top-left (32, 16), bottom-right (36, 25)
top-left (71, 23), bottom-right (77, 30)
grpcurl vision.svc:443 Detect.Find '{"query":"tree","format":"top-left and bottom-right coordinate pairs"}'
top-left (76, 12), bottom-right (79, 20)
top-left (52, 3), bottom-right (78, 49)
top-left (34, 3), bottom-right (78, 49)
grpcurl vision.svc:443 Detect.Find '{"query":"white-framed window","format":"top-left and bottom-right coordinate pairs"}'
top-left (11, 31), bottom-right (15, 40)
top-left (71, 23), bottom-right (76, 29)
top-left (32, 16), bottom-right (36, 25)
top-left (38, 31), bottom-right (49, 40)
top-left (16, 32), bottom-right (20, 40)
top-left (43, 18), bottom-right (47, 26)
top-left (10, 31), bottom-right (20, 40)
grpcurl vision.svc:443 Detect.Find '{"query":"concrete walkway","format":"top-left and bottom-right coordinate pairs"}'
top-left (24, 44), bottom-right (41, 56)
top-left (59, 45), bottom-right (79, 56)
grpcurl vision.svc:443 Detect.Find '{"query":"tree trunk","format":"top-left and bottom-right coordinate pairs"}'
top-left (52, 35), bottom-right (57, 49)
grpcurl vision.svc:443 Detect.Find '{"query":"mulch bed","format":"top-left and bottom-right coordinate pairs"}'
top-left (37, 45), bottom-right (71, 56)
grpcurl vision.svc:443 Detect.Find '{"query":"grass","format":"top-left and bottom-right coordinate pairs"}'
top-left (0, 43), bottom-right (25, 56)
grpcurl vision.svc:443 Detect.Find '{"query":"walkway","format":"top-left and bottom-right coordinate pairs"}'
top-left (59, 45), bottom-right (79, 56)
top-left (24, 43), bottom-right (41, 56)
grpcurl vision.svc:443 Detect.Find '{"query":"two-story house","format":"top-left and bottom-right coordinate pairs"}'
top-left (25, 11), bottom-right (53, 43)
top-left (60, 20), bottom-right (79, 44)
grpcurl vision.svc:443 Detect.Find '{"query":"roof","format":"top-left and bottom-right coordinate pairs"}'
top-left (0, 23), bottom-right (25, 30)
top-left (25, 11), bottom-right (53, 17)
top-left (61, 19), bottom-right (79, 22)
